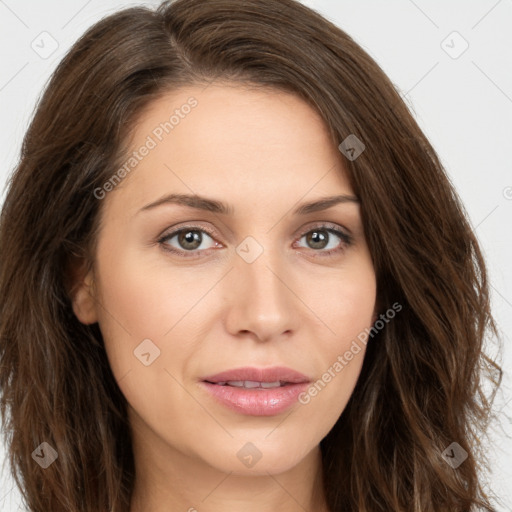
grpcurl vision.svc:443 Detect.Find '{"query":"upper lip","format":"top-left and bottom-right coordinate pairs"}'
top-left (202, 366), bottom-right (310, 384)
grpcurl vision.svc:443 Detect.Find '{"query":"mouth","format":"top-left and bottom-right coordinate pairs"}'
top-left (200, 366), bottom-right (311, 416)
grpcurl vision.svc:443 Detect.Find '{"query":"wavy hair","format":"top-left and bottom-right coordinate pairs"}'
top-left (0, 0), bottom-right (503, 510)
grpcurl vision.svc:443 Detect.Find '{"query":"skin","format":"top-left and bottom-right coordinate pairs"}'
top-left (72, 82), bottom-right (377, 512)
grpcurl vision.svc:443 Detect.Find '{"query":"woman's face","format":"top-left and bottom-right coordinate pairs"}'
top-left (73, 82), bottom-right (377, 477)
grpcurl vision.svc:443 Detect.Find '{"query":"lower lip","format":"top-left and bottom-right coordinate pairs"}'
top-left (200, 381), bottom-right (310, 416)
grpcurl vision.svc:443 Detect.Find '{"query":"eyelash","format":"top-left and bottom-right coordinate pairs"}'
top-left (157, 222), bottom-right (353, 259)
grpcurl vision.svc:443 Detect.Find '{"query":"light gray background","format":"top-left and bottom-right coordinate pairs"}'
top-left (1, 0), bottom-right (511, 510)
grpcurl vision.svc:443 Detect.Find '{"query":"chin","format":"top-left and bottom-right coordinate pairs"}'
top-left (201, 437), bottom-right (316, 476)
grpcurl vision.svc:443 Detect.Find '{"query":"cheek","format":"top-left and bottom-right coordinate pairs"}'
top-left (93, 241), bottom-right (211, 340)
top-left (91, 242), bottom-right (175, 381)
top-left (296, 257), bottom-right (376, 422)
top-left (307, 253), bottom-right (377, 345)
top-left (92, 244), bottom-right (208, 433)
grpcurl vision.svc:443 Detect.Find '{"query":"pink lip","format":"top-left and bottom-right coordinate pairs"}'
top-left (201, 366), bottom-right (310, 384)
top-left (200, 366), bottom-right (310, 416)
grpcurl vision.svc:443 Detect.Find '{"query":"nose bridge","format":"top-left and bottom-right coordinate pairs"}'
top-left (225, 234), bottom-right (297, 340)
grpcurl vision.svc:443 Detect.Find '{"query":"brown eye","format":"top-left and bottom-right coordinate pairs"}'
top-left (159, 227), bottom-right (218, 256)
top-left (305, 230), bottom-right (330, 249)
top-left (177, 230), bottom-right (203, 250)
top-left (295, 224), bottom-right (353, 258)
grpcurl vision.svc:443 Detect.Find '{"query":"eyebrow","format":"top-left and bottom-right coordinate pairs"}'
top-left (138, 193), bottom-right (359, 216)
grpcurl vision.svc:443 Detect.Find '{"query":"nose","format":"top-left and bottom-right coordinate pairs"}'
top-left (223, 243), bottom-right (300, 343)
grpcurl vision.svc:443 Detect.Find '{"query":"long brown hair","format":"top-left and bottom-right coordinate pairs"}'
top-left (0, 0), bottom-right (503, 510)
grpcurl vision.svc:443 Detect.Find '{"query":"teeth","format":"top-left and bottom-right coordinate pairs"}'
top-left (260, 381), bottom-right (282, 388)
top-left (218, 380), bottom-right (284, 388)
top-left (241, 380), bottom-right (260, 388)
top-left (227, 380), bottom-right (244, 387)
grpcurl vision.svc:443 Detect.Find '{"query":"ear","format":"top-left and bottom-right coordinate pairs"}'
top-left (67, 256), bottom-right (98, 325)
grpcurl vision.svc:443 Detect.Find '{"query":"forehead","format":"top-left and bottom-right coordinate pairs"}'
top-left (132, 82), bottom-right (336, 154)
top-left (107, 82), bottom-right (355, 214)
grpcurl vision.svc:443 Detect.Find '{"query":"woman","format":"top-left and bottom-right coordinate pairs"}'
top-left (0, 0), bottom-right (503, 510)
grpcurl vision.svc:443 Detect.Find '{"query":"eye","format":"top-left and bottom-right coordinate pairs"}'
top-left (158, 226), bottom-right (219, 257)
top-left (295, 223), bottom-right (353, 257)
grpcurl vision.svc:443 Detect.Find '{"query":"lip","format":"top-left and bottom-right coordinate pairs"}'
top-left (200, 366), bottom-right (310, 416)
top-left (201, 366), bottom-right (310, 384)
